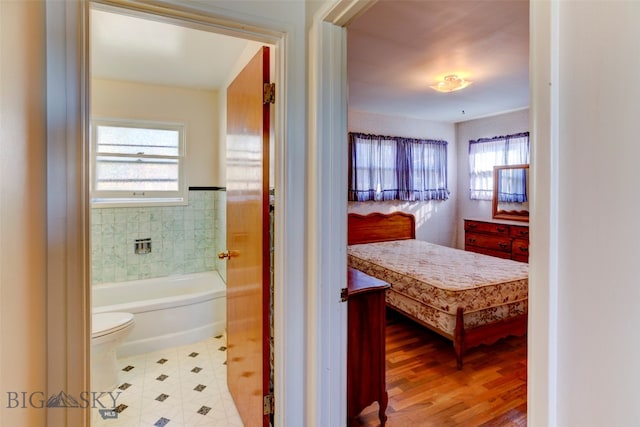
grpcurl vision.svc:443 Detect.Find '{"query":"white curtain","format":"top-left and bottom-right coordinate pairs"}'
top-left (349, 133), bottom-right (449, 202)
top-left (349, 134), bottom-right (398, 201)
top-left (468, 132), bottom-right (529, 200)
top-left (405, 139), bottom-right (449, 201)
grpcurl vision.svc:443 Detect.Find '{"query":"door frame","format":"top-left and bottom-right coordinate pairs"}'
top-left (46, 0), bottom-right (559, 425)
top-left (46, 1), bottom-right (306, 425)
top-left (307, 0), bottom-right (559, 426)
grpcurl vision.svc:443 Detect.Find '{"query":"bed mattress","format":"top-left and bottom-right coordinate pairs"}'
top-left (347, 239), bottom-right (528, 336)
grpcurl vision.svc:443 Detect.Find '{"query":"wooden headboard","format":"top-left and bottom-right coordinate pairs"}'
top-left (348, 212), bottom-right (416, 245)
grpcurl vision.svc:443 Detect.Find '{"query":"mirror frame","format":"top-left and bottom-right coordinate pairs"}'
top-left (492, 164), bottom-right (530, 222)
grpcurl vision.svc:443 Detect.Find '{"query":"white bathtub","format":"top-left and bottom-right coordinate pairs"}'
top-left (93, 271), bottom-right (226, 357)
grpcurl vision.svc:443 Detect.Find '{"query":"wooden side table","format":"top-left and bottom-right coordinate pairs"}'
top-left (347, 267), bottom-right (390, 425)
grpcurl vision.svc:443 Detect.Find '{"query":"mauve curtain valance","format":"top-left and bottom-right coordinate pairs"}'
top-left (349, 132), bottom-right (449, 202)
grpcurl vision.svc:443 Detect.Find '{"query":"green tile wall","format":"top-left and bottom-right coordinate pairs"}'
top-left (91, 190), bottom-right (226, 284)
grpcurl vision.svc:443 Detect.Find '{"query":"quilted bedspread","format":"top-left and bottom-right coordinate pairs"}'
top-left (347, 239), bottom-right (528, 316)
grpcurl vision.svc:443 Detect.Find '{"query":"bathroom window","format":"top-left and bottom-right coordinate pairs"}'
top-left (91, 119), bottom-right (187, 206)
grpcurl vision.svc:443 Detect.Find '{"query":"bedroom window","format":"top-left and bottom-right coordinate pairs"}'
top-left (348, 132), bottom-right (449, 202)
top-left (91, 119), bottom-right (187, 206)
top-left (468, 132), bottom-right (529, 200)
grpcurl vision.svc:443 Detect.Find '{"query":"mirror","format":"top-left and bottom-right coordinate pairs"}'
top-left (492, 164), bottom-right (529, 222)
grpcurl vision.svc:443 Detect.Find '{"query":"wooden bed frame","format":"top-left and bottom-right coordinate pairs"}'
top-left (348, 211), bottom-right (528, 369)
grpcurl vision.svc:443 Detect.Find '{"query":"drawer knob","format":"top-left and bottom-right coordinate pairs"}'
top-left (519, 246), bottom-right (528, 252)
top-left (469, 238), bottom-right (476, 244)
top-left (519, 230), bottom-right (528, 236)
top-left (468, 223), bottom-right (477, 228)
top-left (497, 227), bottom-right (507, 232)
top-left (499, 243), bottom-right (508, 249)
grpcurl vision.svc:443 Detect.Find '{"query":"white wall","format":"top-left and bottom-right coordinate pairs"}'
top-left (348, 110), bottom-right (457, 246)
top-left (0, 1), bottom-right (48, 425)
top-left (551, 2), bottom-right (640, 425)
top-left (24, 0), bottom-right (640, 426)
top-left (455, 108), bottom-right (530, 248)
top-left (92, 78), bottom-right (220, 187)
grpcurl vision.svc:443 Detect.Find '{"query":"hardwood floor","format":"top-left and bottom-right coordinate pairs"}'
top-left (353, 309), bottom-right (527, 427)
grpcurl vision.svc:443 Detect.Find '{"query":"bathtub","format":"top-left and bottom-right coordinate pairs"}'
top-left (92, 271), bottom-right (226, 357)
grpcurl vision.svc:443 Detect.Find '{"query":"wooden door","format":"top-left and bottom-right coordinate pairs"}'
top-left (224, 46), bottom-right (271, 427)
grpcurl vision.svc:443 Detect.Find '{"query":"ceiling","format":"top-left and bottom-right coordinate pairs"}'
top-left (90, 8), bottom-right (254, 90)
top-left (91, 1), bottom-right (529, 123)
top-left (347, 0), bottom-right (530, 123)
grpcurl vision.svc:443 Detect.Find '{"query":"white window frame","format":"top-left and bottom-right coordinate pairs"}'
top-left (468, 132), bottom-right (530, 201)
top-left (90, 118), bottom-right (187, 207)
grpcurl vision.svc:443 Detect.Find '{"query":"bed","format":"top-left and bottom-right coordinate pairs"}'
top-left (347, 212), bottom-right (528, 369)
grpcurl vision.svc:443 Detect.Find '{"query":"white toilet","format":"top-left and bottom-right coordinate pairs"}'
top-left (91, 312), bottom-right (135, 392)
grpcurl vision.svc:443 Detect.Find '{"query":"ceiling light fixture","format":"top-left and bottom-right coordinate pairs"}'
top-left (430, 74), bottom-right (472, 93)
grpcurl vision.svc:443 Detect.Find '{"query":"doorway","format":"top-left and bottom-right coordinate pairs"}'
top-left (307, 0), bottom-right (547, 425)
top-left (88, 4), bottom-right (275, 426)
top-left (344, 1), bottom-right (530, 424)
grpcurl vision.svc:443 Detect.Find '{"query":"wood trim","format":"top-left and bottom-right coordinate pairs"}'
top-left (322, 0), bottom-right (377, 26)
top-left (92, 0), bottom-right (283, 42)
top-left (308, 12), bottom-right (350, 426)
top-left (46, 1), bottom-right (91, 425)
top-left (347, 212), bottom-right (415, 245)
top-left (529, 1), bottom-right (557, 423)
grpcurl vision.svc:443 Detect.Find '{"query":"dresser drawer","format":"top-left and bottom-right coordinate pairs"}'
top-left (511, 238), bottom-right (529, 262)
top-left (510, 225), bottom-right (530, 239)
top-left (464, 219), bottom-right (529, 263)
top-left (465, 220), bottom-right (509, 236)
top-left (465, 232), bottom-right (512, 253)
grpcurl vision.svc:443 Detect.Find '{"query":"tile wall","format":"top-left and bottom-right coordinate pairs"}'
top-left (91, 190), bottom-right (226, 285)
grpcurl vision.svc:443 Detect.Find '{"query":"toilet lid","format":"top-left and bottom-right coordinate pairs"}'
top-left (92, 312), bottom-right (134, 338)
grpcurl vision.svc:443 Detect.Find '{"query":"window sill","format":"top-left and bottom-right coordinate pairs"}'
top-left (90, 197), bottom-right (189, 209)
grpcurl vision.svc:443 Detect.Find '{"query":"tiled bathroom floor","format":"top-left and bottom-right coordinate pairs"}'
top-left (92, 335), bottom-right (243, 427)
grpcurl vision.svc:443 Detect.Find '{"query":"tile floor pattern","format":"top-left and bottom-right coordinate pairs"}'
top-left (92, 335), bottom-right (243, 427)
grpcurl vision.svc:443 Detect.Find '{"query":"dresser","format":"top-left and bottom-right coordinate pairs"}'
top-left (464, 219), bottom-right (529, 263)
top-left (347, 268), bottom-right (389, 426)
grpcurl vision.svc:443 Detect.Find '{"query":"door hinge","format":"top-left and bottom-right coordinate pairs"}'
top-left (263, 83), bottom-right (275, 104)
top-left (263, 393), bottom-right (274, 415)
top-left (340, 287), bottom-right (348, 302)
